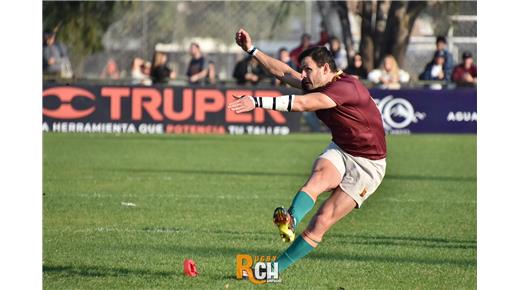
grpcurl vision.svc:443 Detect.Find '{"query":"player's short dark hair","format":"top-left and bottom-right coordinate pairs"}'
top-left (298, 46), bottom-right (338, 72)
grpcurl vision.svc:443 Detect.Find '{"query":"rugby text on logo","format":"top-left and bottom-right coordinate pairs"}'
top-left (236, 254), bottom-right (280, 284)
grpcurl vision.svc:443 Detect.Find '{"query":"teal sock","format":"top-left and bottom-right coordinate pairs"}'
top-left (276, 235), bottom-right (316, 273)
top-left (289, 191), bottom-right (315, 228)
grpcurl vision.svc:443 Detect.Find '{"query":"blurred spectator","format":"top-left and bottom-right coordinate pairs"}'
top-left (345, 53), bottom-right (368, 79)
top-left (419, 50), bottom-right (448, 81)
top-left (142, 61), bottom-right (152, 77)
top-left (232, 55), bottom-right (267, 86)
top-left (452, 51), bottom-right (477, 86)
top-left (130, 57), bottom-right (151, 86)
top-left (151, 51), bottom-right (176, 84)
top-left (186, 42), bottom-right (208, 84)
top-left (274, 47), bottom-right (297, 86)
top-left (100, 58), bottom-right (120, 80)
top-left (205, 60), bottom-right (218, 85)
top-left (43, 30), bottom-right (73, 78)
top-left (279, 47), bottom-right (297, 70)
top-left (434, 36), bottom-right (454, 77)
top-left (289, 31), bottom-right (329, 69)
top-left (326, 36), bottom-right (348, 70)
top-left (368, 55), bottom-right (410, 89)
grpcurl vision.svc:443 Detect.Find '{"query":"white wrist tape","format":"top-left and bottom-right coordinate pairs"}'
top-left (247, 46), bottom-right (258, 56)
top-left (249, 95), bottom-right (294, 112)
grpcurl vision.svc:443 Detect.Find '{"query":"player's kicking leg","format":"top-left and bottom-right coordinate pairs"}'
top-left (273, 142), bottom-right (386, 273)
top-left (276, 186), bottom-right (357, 273)
top-left (273, 158), bottom-right (342, 243)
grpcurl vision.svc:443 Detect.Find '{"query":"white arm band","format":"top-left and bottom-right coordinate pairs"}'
top-left (247, 46), bottom-right (258, 56)
top-left (249, 95), bottom-right (295, 112)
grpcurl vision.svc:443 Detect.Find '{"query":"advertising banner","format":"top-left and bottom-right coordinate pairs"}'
top-left (42, 85), bottom-right (302, 135)
top-left (370, 88), bottom-right (477, 134)
top-left (42, 84), bottom-right (476, 134)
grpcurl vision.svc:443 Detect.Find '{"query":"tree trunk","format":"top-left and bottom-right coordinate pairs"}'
top-left (332, 0), bottom-right (427, 71)
top-left (335, 1), bottom-right (355, 61)
top-left (398, 1), bottom-right (428, 65)
top-left (359, 1), bottom-right (376, 71)
top-left (382, 1), bottom-right (427, 67)
top-left (316, 1), bottom-right (333, 35)
top-left (269, 1), bottom-right (290, 40)
top-left (374, 0), bottom-right (389, 67)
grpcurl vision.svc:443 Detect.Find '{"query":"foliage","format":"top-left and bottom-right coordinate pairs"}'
top-left (43, 1), bottom-right (135, 63)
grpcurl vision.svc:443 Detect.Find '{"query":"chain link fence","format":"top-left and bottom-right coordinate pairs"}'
top-left (74, 1), bottom-right (310, 82)
top-left (51, 1), bottom-right (476, 85)
top-left (400, 1), bottom-right (477, 81)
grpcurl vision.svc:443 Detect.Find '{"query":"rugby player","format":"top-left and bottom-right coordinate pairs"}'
top-left (229, 28), bottom-right (387, 273)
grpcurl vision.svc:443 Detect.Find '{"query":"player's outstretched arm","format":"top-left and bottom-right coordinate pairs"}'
top-left (228, 93), bottom-right (336, 114)
top-left (235, 28), bottom-right (302, 89)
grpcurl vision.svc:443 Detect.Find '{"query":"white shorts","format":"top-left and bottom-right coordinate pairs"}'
top-left (318, 142), bottom-right (386, 208)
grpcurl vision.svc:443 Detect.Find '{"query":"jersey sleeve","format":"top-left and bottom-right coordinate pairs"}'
top-left (318, 79), bottom-right (357, 106)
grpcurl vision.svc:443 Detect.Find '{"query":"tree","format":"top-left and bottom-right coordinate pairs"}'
top-left (359, 1), bottom-right (427, 71)
top-left (316, 1), bottom-right (428, 71)
top-left (317, 1), bottom-right (356, 60)
top-left (43, 1), bottom-right (134, 68)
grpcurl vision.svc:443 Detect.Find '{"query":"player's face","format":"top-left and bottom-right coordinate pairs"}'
top-left (300, 57), bottom-right (327, 91)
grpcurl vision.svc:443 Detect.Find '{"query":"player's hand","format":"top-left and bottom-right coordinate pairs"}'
top-left (228, 95), bottom-right (255, 114)
top-left (235, 28), bottom-right (253, 52)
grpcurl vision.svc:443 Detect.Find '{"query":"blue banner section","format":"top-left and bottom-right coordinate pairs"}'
top-left (369, 88), bottom-right (476, 134)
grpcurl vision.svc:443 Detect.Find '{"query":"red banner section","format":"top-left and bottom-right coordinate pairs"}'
top-left (42, 85), bottom-right (302, 135)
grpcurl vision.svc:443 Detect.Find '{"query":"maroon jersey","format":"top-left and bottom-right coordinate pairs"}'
top-left (311, 73), bottom-right (387, 160)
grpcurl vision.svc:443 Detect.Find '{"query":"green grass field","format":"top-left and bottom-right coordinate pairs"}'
top-left (43, 133), bottom-right (476, 290)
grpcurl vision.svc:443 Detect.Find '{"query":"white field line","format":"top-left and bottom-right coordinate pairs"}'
top-left (47, 193), bottom-right (261, 200)
top-left (378, 198), bottom-right (476, 204)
